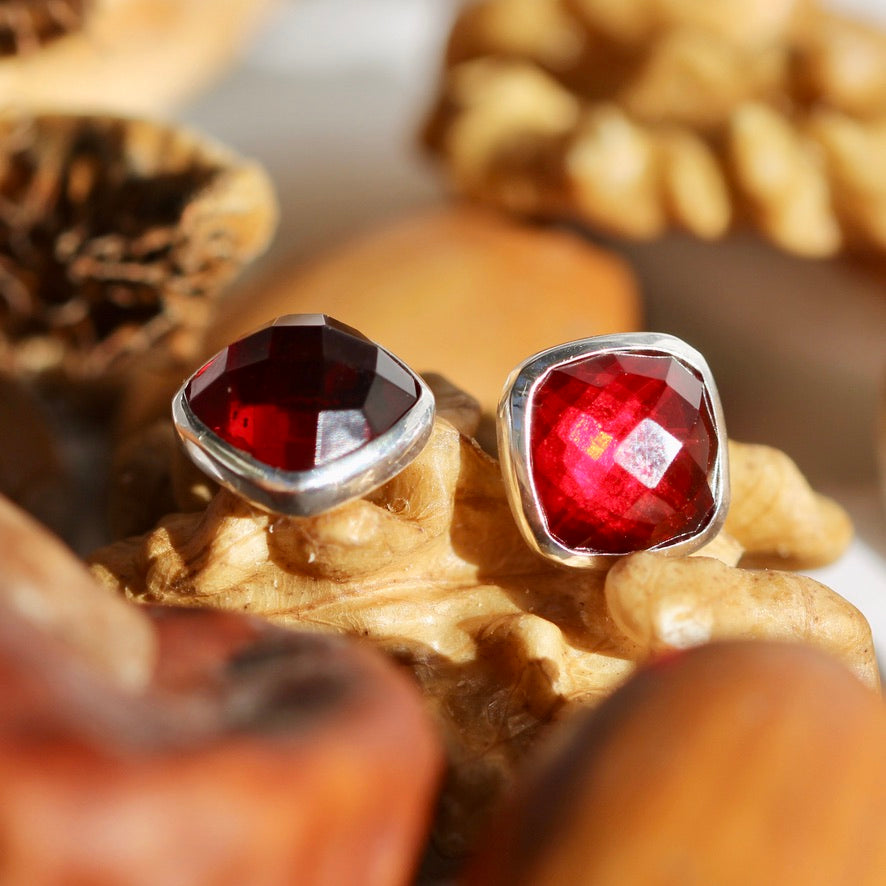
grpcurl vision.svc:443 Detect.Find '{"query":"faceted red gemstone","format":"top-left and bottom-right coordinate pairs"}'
top-left (185, 315), bottom-right (421, 472)
top-left (528, 351), bottom-right (717, 554)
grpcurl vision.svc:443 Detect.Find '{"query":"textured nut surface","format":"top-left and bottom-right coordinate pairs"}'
top-left (725, 440), bottom-right (854, 569)
top-left (91, 417), bottom-right (864, 851)
top-left (605, 551), bottom-right (877, 688)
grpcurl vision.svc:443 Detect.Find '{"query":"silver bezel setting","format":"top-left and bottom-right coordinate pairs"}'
top-left (172, 326), bottom-right (436, 518)
top-left (497, 332), bottom-right (730, 569)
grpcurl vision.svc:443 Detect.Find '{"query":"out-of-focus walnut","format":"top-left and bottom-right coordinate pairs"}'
top-left (0, 0), bottom-right (277, 115)
top-left (90, 417), bottom-right (866, 853)
top-left (806, 110), bottom-right (886, 252)
top-left (728, 102), bottom-right (841, 257)
top-left (423, 0), bottom-right (886, 258)
top-left (0, 112), bottom-right (277, 388)
top-left (566, 0), bottom-right (810, 48)
top-left (447, 0), bottom-right (587, 73)
top-left (619, 28), bottom-right (788, 130)
top-left (792, 7), bottom-right (886, 119)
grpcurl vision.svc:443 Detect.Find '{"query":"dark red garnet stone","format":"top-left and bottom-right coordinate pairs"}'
top-left (528, 350), bottom-right (718, 555)
top-left (184, 315), bottom-right (421, 472)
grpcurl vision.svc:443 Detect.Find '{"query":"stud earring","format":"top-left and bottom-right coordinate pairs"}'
top-left (497, 332), bottom-right (729, 568)
top-left (172, 314), bottom-right (435, 516)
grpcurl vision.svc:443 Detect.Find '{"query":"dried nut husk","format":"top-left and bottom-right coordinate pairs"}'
top-left (464, 641), bottom-right (886, 886)
top-left (207, 206), bottom-right (641, 413)
top-left (0, 491), bottom-right (155, 690)
top-left (0, 0), bottom-right (90, 56)
top-left (0, 112), bottom-right (277, 387)
top-left (424, 0), bottom-right (886, 258)
top-left (0, 0), bottom-right (277, 115)
top-left (90, 418), bottom-right (865, 852)
top-left (0, 606), bottom-right (443, 886)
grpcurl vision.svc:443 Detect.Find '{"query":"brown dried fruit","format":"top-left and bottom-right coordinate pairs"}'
top-left (90, 418), bottom-right (864, 852)
top-left (424, 0), bottom-right (886, 257)
top-left (0, 112), bottom-right (277, 386)
top-left (0, 607), bottom-right (443, 886)
top-left (0, 0), bottom-right (276, 114)
top-left (464, 642), bottom-right (886, 885)
top-left (207, 206), bottom-right (641, 413)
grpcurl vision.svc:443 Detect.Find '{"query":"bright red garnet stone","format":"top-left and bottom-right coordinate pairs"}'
top-left (184, 315), bottom-right (421, 472)
top-left (528, 351), bottom-right (717, 554)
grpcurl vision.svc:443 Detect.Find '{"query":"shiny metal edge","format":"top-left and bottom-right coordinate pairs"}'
top-left (172, 354), bottom-right (436, 518)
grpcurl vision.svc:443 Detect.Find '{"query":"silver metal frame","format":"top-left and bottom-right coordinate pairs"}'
top-left (172, 333), bottom-right (435, 517)
top-left (497, 332), bottom-right (730, 568)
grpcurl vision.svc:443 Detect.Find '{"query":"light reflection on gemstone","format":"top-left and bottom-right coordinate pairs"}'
top-left (314, 409), bottom-right (371, 465)
top-left (567, 413), bottom-right (613, 461)
top-left (614, 418), bottom-right (682, 489)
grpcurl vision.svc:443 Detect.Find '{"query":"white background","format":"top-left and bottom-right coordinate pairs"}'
top-left (184, 0), bottom-right (886, 674)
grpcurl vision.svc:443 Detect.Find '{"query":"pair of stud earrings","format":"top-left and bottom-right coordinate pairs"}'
top-left (172, 314), bottom-right (729, 569)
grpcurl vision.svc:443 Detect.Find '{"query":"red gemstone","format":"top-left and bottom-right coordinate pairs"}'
top-left (528, 351), bottom-right (717, 554)
top-left (185, 315), bottom-right (421, 472)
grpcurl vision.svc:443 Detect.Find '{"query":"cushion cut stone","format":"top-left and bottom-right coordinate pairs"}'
top-left (184, 315), bottom-right (421, 472)
top-left (528, 351), bottom-right (717, 555)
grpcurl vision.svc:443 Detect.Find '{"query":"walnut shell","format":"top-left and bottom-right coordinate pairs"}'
top-left (0, 112), bottom-right (277, 386)
top-left (91, 417), bottom-right (867, 853)
top-left (423, 0), bottom-right (886, 258)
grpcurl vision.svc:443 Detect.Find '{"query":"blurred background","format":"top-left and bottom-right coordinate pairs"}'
top-left (181, 0), bottom-right (886, 669)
